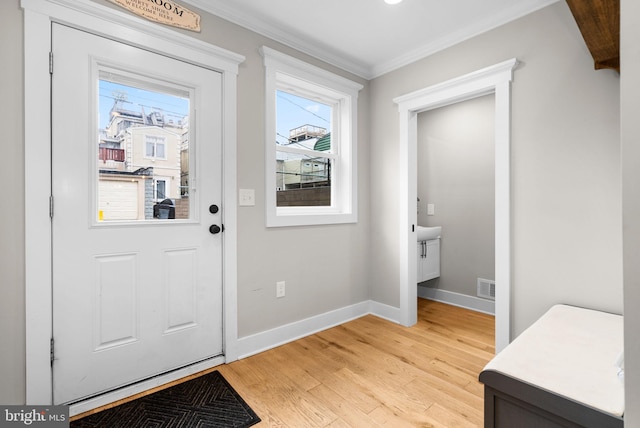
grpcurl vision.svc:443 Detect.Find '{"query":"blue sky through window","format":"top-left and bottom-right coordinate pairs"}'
top-left (276, 91), bottom-right (331, 146)
top-left (99, 80), bottom-right (189, 129)
top-left (99, 82), bottom-right (332, 143)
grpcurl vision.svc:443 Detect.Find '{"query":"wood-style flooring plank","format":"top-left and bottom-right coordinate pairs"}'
top-left (219, 299), bottom-right (494, 427)
top-left (74, 299), bottom-right (495, 427)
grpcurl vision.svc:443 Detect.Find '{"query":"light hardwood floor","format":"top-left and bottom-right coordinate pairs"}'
top-left (74, 299), bottom-right (495, 427)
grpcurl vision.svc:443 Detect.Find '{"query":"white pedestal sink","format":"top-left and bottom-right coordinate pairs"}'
top-left (416, 225), bottom-right (441, 241)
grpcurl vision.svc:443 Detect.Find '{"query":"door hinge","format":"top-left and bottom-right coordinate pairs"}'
top-left (49, 51), bottom-right (53, 75)
top-left (49, 195), bottom-right (54, 219)
top-left (50, 337), bottom-right (54, 366)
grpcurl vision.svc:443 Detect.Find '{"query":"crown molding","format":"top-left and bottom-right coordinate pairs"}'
top-left (182, 0), bottom-right (371, 79)
top-left (183, 0), bottom-right (559, 80)
top-left (371, 0), bottom-right (559, 78)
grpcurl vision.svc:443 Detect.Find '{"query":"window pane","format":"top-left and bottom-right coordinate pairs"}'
top-left (156, 142), bottom-right (165, 159)
top-left (276, 90), bottom-right (332, 207)
top-left (276, 151), bottom-right (331, 206)
top-left (98, 76), bottom-right (190, 221)
top-left (156, 180), bottom-right (166, 200)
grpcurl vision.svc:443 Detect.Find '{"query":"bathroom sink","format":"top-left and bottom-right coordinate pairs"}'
top-left (416, 226), bottom-right (441, 241)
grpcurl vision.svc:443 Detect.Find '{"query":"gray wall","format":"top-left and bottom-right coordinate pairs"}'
top-left (369, 1), bottom-right (622, 335)
top-left (0, 1), bottom-right (26, 405)
top-left (182, 4), bottom-right (372, 337)
top-left (417, 95), bottom-right (495, 297)
top-left (621, 0), bottom-right (640, 423)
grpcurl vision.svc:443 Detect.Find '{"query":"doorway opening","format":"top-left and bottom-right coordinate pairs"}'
top-left (394, 58), bottom-right (518, 352)
top-left (416, 94), bottom-right (496, 316)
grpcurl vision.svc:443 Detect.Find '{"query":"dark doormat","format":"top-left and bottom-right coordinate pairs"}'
top-left (71, 370), bottom-right (260, 428)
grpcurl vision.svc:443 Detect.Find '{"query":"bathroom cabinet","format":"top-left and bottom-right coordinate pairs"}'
top-left (417, 239), bottom-right (440, 283)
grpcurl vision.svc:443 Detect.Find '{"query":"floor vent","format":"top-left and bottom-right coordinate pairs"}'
top-left (477, 278), bottom-right (496, 300)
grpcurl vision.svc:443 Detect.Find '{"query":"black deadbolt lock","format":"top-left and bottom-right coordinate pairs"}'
top-left (209, 204), bottom-right (219, 214)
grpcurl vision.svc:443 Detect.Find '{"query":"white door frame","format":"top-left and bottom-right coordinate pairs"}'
top-left (393, 59), bottom-right (518, 353)
top-left (22, 0), bottom-right (244, 407)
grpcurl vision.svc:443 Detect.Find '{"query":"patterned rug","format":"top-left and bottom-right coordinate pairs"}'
top-left (71, 371), bottom-right (260, 428)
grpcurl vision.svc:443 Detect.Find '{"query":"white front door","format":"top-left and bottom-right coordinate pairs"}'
top-left (51, 24), bottom-right (224, 404)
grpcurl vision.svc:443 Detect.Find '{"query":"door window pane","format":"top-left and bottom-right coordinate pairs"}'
top-left (97, 74), bottom-right (190, 221)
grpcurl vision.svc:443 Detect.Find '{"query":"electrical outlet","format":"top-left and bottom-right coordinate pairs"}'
top-left (276, 281), bottom-right (285, 298)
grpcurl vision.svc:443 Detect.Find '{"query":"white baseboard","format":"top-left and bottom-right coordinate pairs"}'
top-left (235, 300), bottom-right (401, 360)
top-left (368, 300), bottom-right (402, 323)
top-left (418, 286), bottom-right (495, 315)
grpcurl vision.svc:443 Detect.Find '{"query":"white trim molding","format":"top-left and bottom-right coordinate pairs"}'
top-left (394, 58), bottom-right (518, 353)
top-left (260, 46), bottom-right (363, 227)
top-left (22, 0), bottom-right (244, 406)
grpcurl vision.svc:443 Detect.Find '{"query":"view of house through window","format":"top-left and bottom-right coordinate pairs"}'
top-left (97, 74), bottom-right (190, 221)
top-left (276, 90), bottom-right (332, 207)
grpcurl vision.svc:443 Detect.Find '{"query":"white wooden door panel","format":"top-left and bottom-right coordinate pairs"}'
top-left (94, 253), bottom-right (138, 350)
top-left (52, 24), bottom-right (223, 404)
top-left (164, 248), bottom-right (198, 332)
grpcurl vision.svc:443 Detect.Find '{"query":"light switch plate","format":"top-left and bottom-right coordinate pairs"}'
top-left (239, 189), bottom-right (255, 206)
top-left (276, 281), bottom-right (285, 298)
top-left (427, 203), bottom-right (435, 216)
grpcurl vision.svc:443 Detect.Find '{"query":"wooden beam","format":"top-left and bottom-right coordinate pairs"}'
top-left (566, 0), bottom-right (620, 72)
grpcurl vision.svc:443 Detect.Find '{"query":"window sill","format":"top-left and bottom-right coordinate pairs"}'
top-left (266, 210), bottom-right (357, 227)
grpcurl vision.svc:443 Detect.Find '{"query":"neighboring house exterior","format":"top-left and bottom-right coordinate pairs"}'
top-left (276, 125), bottom-right (331, 206)
top-left (98, 104), bottom-right (187, 220)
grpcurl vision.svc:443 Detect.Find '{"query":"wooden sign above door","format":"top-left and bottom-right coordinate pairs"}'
top-left (109, 0), bottom-right (201, 32)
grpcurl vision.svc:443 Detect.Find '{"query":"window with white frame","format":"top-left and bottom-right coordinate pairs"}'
top-left (261, 46), bottom-right (363, 227)
top-left (145, 135), bottom-right (166, 159)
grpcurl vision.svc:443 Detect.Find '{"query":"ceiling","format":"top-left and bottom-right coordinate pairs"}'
top-left (183, 0), bottom-right (559, 79)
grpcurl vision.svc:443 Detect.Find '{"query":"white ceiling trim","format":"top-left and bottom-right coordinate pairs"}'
top-left (183, 0), bottom-right (559, 80)
top-left (183, 0), bottom-right (371, 78)
top-left (370, 0), bottom-right (560, 78)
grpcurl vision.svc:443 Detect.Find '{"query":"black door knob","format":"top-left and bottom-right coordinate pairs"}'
top-left (209, 204), bottom-right (219, 214)
top-left (209, 225), bottom-right (221, 234)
